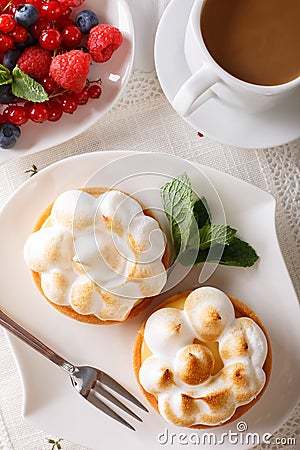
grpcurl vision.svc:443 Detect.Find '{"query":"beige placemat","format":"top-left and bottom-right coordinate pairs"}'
top-left (0, 72), bottom-right (299, 450)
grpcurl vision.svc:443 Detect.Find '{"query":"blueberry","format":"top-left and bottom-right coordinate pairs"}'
top-left (0, 85), bottom-right (16, 104)
top-left (0, 122), bottom-right (21, 149)
top-left (15, 33), bottom-right (38, 49)
top-left (3, 49), bottom-right (22, 71)
top-left (75, 10), bottom-right (98, 34)
top-left (15, 4), bottom-right (38, 27)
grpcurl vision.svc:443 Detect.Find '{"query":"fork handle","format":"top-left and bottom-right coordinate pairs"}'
top-left (0, 308), bottom-right (74, 373)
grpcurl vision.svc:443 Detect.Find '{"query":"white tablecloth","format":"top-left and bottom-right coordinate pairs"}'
top-left (0, 1), bottom-right (299, 449)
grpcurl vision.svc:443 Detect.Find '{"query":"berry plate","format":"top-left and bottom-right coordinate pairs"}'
top-left (0, 0), bottom-right (135, 164)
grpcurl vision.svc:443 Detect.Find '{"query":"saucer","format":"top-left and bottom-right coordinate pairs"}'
top-left (154, 0), bottom-right (300, 149)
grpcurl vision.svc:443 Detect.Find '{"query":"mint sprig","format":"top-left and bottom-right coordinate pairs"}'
top-left (161, 173), bottom-right (259, 268)
top-left (0, 65), bottom-right (12, 85)
top-left (161, 172), bottom-right (195, 256)
top-left (0, 64), bottom-right (48, 102)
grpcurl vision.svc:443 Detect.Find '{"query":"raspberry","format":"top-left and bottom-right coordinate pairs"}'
top-left (50, 49), bottom-right (91, 93)
top-left (57, 0), bottom-right (85, 7)
top-left (87, 24), bottom-right (123, 63)
top-left (17, 46), bottom-right (52, 79)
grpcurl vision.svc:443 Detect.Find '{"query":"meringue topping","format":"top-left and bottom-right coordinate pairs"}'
top-left (139, 287), bottom-right (268, 426)
top-left (24, 189), bottom-right (167, 321)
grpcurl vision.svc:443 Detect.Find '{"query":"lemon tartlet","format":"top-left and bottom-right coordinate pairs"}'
top-left (134, 287), bottom-right (271, 427)
top-left (24, 188), bottom-right (168, 324)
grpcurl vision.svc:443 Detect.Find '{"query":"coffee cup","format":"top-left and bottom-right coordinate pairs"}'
top-left (173, 0), bottom-right (300, 117)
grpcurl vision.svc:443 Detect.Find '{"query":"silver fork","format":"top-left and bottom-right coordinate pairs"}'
top-left (0, 308), bottom-right (148, 431)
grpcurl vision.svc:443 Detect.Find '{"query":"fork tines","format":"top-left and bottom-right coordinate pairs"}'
top-left (88, 371), bottom-right (148, 431)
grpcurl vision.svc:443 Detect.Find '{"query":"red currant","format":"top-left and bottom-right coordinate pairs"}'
top-left (62, 25), bottom-right (82, 48)
top-left (29, 103), bottom-right (49, 123)
top-left (40, 1), bottom-right (62, 20)
top-left (9, 24), bottom-right (28, 42)
top-left (3, 105), bottom-right (28, 125)
top-left (41, 76), bottom-right (58, 94)
top-left (88, 85), bottom-right (102, 99)
top-left (25, 0), bottom-right (43, 10)
top-left (0, 14), bottom-right (16, 32)
top-left (60, 93), bottom-right (78, 114)
top-left (31, 18), bottom-right (51, 38)
top-left (47, 99), bottom-right (63, 121)
top-left (75, 88), bottom-right (89, 105)
top-left (0, 33), bottom-right (14, 51)
top-left (55, 17), bottom-right (74, 30)
top-left (39, 28), bottom-right (62, 51)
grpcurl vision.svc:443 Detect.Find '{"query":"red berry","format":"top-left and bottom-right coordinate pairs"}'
top-left (0, 14), bottom-right (16, 32)
top-left (29, 103), bottom-right (49, 122)
top-left (55, 16), bottom-right (74, 30)
top-left (87, 24), bottom-right (123, 63)
top-left (50, 50), bottom-right (92, 93)
top-left (39, 28), bottom-right (62, 51)
top-left (3, 105), bottom-right (28, 125)
top-left (40, 1), bottom-right (62, 20)
top-left (55, 0), bottom-right (84, 7)
top-left (62, 25), bottom-right (82, 48)
top-left (75, 88), bottom-right (89, 105)
top-left (25, 0), bottom-right (43, 10)
top-left (60, 93), bottom-right (78, 113)
top-left (0, 33), bottom-right (14, 51)
top-left (9, 24), bottom-right (28, 42)
top-left (41, 75), bottom-right (58, 93)
top-left (88, 84), bottom-right (102, 99)
top-left (31, 18), bottom-right (51, 38)
top-left (58, 4), bottom-right (71, 19)
top-left (17, 46), bottom-right (52, 80)
top-left (47, 99), bottom-right (63, 121)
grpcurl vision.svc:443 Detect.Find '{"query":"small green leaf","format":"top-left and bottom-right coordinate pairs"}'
top-left (193, 197), bottom-right (210, 228)
top-left (194, 237), bottom-right (259, 267)
top-left (199, 225), bottom-right (237, 250)
top-left (47, 439), bottom-right (55, 444)
top-left (0, 64), bottom-right (13, 85)
top-left (219, 237), bottom-right (259, 267)
top-left (12, 66), bottom-right (48, 102)
top-left (161, 172), bottom-right (195, 256)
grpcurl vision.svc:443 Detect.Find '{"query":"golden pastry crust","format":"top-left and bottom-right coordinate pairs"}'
top-left (133, 290), bottom-right (272, 428)
top-left (30, 187), bottom-right (169, 325)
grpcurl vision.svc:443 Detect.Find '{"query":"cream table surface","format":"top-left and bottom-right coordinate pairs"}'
top-left (0, 1), bottom-right (300, 449)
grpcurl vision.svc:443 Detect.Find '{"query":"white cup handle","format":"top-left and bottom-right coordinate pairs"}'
top-left (173, 64), bottom-right (219, 117)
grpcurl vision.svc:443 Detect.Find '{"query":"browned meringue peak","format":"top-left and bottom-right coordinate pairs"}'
top-left (24, 228), bottom-right (73, 273)
top-left (174, 344), bottom-right (214, 385)
top-left (198, 388), bottom-right (236, 425)
top-left (184, 287), bottom-right (235, 341)
top-left (41, 270), bottom-right (69, 305)
top-left (143, 307), bottom-right (195, 356)
top-left (221, 362), bottom-right (265, 404)
top-left (139, 356), bottom-right (175, 395)
top-left (219, 317), bottom-right (268, 366)
top-left (159, 393), bottom-right (200, 427)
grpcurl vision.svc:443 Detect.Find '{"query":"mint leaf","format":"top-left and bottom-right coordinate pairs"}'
top-left (12, 66), bottom-right (48, 102)
top-left (161, 172), bottom-right (195, 256)
top-left (199, 224), bottom-right (237, 250)
top-left (193, 197), bottom-right (210, 228)
top-left (219, 237), bottom-right (259, 267)
top-left (194, 237), bottom-right (259, 267)
top-left (0, 64), bottom-right (12, 85)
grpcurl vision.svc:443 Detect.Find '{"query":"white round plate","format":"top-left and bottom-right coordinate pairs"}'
top-left (0, 0), bottom-right (134, 164)
top-left (0, 151), bottom-right (299, 449)
top-left (154, 0), bottom-right (300, 149)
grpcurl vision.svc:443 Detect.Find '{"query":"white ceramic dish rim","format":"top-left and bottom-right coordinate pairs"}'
top-left (0, 151), bottom-right (299, 450)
